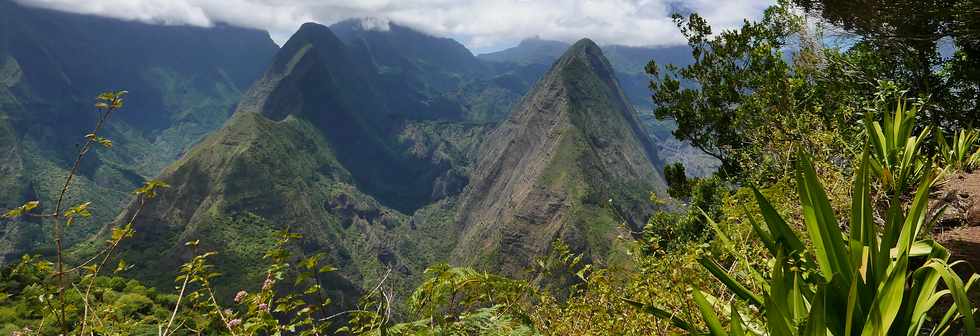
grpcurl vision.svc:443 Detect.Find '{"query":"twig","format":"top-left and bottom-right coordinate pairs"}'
top-left (53, 105), bottom-right (116, 215)
top-left (319, 309), bottom-right (374, 321)
top-left (56, 237), bottom-right (66, 334)
top-left (47, 94), bottom-right (122, 333)
top-left (77, 196), bottom-right (147, 336)
top-left (73, 283), bottom-right (106, 332)
top-left (204, 281), bottom-right (239, 336)
top-left (161, 262), bottom-right (194, 336)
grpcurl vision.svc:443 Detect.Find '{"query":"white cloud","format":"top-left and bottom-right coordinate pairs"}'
top-left (15, 0), bottom-right (773, 52)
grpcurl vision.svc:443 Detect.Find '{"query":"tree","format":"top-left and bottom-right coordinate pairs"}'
top-left (792, 0), bottom-right (980, 127)
top-left (647, 5), bottom-right (863, 180)
top-left (664, 163), bottom-right (691, 199)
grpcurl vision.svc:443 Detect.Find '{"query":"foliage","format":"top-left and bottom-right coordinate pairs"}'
top-left (791, 0), bottom-right (980, 127)
top-left (644, 176), bottom-right (725, 251)
top-left (3, 4), bottom-right (979, 335)
top-left (647, 4), bottom-right (863, 180)
top-left (636, 144), bottom-right (979, 334)
top-left (0, 92), bottom-right (346, 335)
top-left (936, 128), bottom-right (980, 172)
top-left (664, 162), bottom-right (691, 199)
top-left (865, 96), bottom-right (932, 194)
top-left (375, 306), bottom-right (538, 336)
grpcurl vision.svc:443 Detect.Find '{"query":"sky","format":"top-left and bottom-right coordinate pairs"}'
top-left (16, 0), bottom-right (773, 54)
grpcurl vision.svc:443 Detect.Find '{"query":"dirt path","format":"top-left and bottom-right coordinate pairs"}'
top-left (934, 171), bottom-right (980, 228)
top-left (934, 171), bottom-right (980, 303)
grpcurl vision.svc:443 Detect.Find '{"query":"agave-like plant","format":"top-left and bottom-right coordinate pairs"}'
top-left (866, 98), bottom-right (932, 194)
top-left (632, 152), bottom-right (978, 335)
top-left (936, 128), bottom-right (980, 172)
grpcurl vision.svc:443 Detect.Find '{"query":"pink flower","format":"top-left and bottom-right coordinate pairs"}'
top-left (234, 290), bottom-right (247, 303)
top-left (258, 303), bottom-right (269, 312)
top-left (227, 318), bottom-right (242, 329)
top-left (262, 278), bottom-right (274, 291)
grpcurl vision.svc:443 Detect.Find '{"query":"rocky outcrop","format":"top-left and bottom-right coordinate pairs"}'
top-left (933, 172), bottom-right (980, 228)
top-left (452, 39), bottom-right (667, 276)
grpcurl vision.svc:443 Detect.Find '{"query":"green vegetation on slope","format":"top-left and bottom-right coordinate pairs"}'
top-left (1, 1), bottom-right (978, 335)
top-left (0, 0), bottom-right (278, 261)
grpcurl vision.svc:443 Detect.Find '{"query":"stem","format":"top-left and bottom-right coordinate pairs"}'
top-left (56, 237), bottom-right (66, 334)
top-left (162, 266), bottom-right (193, 336)
top-left (54, 106), bottom-right (115, 215)
top-left (204, 281), bottom-right (239, 336)
top-left (47, 101), bottom-right (118, 334)
top-left (74, 283), bottom-right (106, 332)
top-left (77, 196), bottom-right (146, 336)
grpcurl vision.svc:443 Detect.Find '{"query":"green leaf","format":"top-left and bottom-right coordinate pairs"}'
top-left (693, 289), bottom-right (727, 336)
top-left (765, 293), bottom-right (795, 336)
top-left (729, 302), bottom-right (746, 336)
top-left (63, 201), bottom-right (92, 226)
top-left (925, 260), bottom-right (976, 336)
top-left (2, 200), bottom-right (40, 219)
top-left (802, 286), bottom-right (828, 336)
top-left (135, 180), bottom-right (171, 198)
top-left (751, 187), bottom-right (804, 252)
top-left (850, 150), bottom-right (878, 273)
top-left (698, 257), bottom-right (764, 308)
top-left (795, 154), bottom-right (852, 284)
top-left (861, 249), bottom-right (908, 336)
top-left (623, 298), bottom-right (698, 332)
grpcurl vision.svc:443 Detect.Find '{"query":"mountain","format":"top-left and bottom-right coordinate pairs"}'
top-left (0, 0), bottom-right (277, 262)
top-left (453, 39), bottom-right (667, 276)
top-left (602, 45), bottom-right (692, 75)
top-left (479, 38), bottom-right (572, 65)
top-left (480, 38), bottom-right (718, 176)
top-left (479, 38), bottom-right (693, 111)
top-left (331, 19), bottom-right (539, 123)
top-left (98, 24), bottom-right (672, 305)
top-left (98, 23), bottom-right (487, 301)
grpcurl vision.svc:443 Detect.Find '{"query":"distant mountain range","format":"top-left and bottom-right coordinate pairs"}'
top-left (0, 0), bottom-right (716, 303)
top-left (0, 0), bottom-right (277, 261)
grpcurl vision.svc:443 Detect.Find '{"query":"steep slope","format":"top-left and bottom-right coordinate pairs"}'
top-left (100, 23), bottom-right (479, 300)
top-left (453, 39), bottom-right (667, 276)
top-left (0, 0), bottom-right (277, 262)
top-left (480, 39), bottom-right (718, 176)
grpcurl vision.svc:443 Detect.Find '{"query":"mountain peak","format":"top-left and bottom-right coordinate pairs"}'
top-left (548, 37), bottom-right (621, 96)
top-left (292, 22), bottom-right (334, 40)
top-left (452, 33), bottom-right (666, 276)
top-left (286, 22), bottom-right (340, 48)
top-left (569, 38), bottom-right (600, 51)
top-left (559, 38), bottom-right (606, 65)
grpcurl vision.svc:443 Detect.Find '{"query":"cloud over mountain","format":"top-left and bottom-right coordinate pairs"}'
top-left (16, 0), bottom-right (771, 51)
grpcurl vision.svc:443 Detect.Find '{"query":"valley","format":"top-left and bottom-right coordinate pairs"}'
top-left (2, 1), bottom-right (975, 334)
top-left (0, 0), bottom-right (712, 297)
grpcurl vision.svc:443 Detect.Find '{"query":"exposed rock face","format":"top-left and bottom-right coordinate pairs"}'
top-left (452, 39), bottom-right (667, 276)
